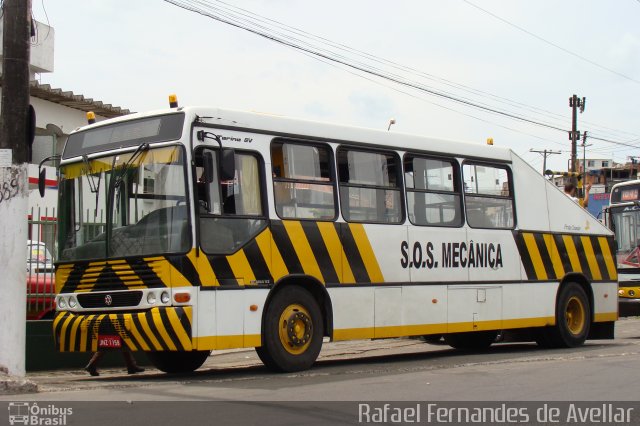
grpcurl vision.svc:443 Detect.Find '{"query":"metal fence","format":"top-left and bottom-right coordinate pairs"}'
top-left (27, 207), bottom-right (57, 320)
top-left (26, 207), bottom-right (109, 319)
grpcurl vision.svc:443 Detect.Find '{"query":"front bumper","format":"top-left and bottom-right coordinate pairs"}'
top-left (53, 306), bottom-right (193, 352)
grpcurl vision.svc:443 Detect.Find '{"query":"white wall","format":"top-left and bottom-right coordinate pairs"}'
top-left (0, 18), bottom-right (55, 76)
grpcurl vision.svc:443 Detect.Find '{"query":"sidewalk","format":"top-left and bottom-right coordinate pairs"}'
top-left (1, 338), bottom-right (431, 395)
top-left (0, 371), bottom-right (38, 395)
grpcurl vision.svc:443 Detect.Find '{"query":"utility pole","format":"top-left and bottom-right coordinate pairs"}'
top-left (581, 132), bottom-right (592, 202)
top-left (569, 94), bottom-right (586, 178)
top-left (629, 156), bottom-right (639, 180)
top-left (0, 0), bottom-right (32, 377)
top-left (530, 148), bottom-right (561, 176)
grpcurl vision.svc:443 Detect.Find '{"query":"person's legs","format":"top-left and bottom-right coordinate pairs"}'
top-left (85, 352), bottom-right (104, 376)
top-left (122, 350), bottom-right (145, 374)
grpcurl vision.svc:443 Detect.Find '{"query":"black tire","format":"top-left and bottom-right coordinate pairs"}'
top-left (146, 350), bottom-right (211, 373)
top-left (444, 330), bottom-right (498, 351)
top-left (256, 286), bottom-right (323, 372)
top-left (536, 282), bottom-right (591, 349)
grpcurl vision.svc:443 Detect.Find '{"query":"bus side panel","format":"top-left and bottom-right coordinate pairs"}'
top-left (465, 228), bottom-right (524, 282)
top-left (402, 285), bottom-right (448, 334)
top-left (510, 153), bottom-right (550, 232)
top-left (194, 289), bottom-right (216, 350)
top-left (544, 183), bottom-right (611, 236)
top-left (592, 282), bottom-right (619, 322)
top-left (194, 287), bottom-right (267, 350)
top-left (348, 223), bottom-right (408, 284)
top-left (404, 226), bottom-right (469, 284)
top-left (329, 282), bottom-right (563, 340)
top-left (502, 282), bottom-right (557, 328)
top-left (329, 287), bottom-right (375, 340)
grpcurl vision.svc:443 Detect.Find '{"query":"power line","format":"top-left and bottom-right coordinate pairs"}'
top-left (530, 148), bottom-right (562, 174)
top-left (462, 0), bottom-right (640, 85)
top-left (164, 0), bottom-right (640, 149)
top-left (296, 46), bottom-right (568, 147)
top-left (184, 0), bottom-right (640, 143)
top-left (164, 0), bottom-right (568, 131)
top-left (203, 0), bottom-right (640, 142)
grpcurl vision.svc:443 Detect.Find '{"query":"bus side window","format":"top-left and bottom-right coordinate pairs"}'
top-left (337, 147), bottom-right (403, 224)
top-left (462, 163), bottom-right (514, 229)
top-left (271, 141), bottom-right (337, 220)
top-left (404, 154), bottom-right (462, 227)
top-left (196, 147), bottom-right (267, 254)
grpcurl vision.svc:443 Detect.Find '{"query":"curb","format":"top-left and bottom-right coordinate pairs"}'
top-left (0, 373), bottom-right (38, 395)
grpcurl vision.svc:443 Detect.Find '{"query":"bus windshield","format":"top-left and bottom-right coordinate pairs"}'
top-left (58, 145), bottom-right (190, 261)
top-left (610, 204), bottom-right (640, 268)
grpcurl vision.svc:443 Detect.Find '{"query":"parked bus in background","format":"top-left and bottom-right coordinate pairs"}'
top-left (606, 180), bottom-right (640, 314)
top-left (45, 97), bottom-right (618, 373)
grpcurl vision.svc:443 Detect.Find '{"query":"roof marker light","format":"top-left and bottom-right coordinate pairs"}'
top-left (86, 111), bottom-right (96, 124)
top-left (169, 94), bottom-right (178, 108)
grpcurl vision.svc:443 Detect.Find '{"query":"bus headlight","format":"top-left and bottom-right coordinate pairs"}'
top-left (160, 291), bottom-right (170, 304)
top-left (630, 290), bottom-right (636, 297)
top-left (68, 296), bottom-right (77, 308)
top-left (619, 289), bottom-right (625, 296)
top-left (147, 292), bottom-right (157, 304)
top-left (58, 297), bottom-right (67, 309)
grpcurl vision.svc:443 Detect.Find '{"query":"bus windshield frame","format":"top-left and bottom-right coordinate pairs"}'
top-left (609, 203), bottom-right (640, 269)
top-left (57, 144), bottom-right (191, 262)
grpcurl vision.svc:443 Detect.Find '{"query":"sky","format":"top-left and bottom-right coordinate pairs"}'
top-left (33, 0), bottom-right (640, 173)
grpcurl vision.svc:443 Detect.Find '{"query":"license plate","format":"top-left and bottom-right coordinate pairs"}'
top-left (98, 335), bottom-right (122, 348)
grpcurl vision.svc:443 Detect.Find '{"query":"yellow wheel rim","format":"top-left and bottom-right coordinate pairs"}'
top-left (566, 296), bottom-right (586, 335)
top-left (278, 303), bottom-right (313, 355)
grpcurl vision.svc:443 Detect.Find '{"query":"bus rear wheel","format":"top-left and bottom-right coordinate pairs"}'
top-left (146, 350), bottom-right (211, 373)
top-left (535, 282), bottom-right (591, 348)
top-left (256, 286), bottom-right (323, 372)
top-left (444, 330), bottom-right (498, 351)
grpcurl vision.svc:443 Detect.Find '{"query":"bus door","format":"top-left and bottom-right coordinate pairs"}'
top-left (449, 162), bottom-right (517, 332)
top-left (403, 155), bottom-right (465, 331)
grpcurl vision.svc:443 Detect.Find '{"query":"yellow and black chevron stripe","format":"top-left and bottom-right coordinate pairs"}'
top-left (514, 231), bottom-right (617, 282)
top-left (53, 307), bottom-right (192, 352)
top-left (57, 220), bottom-right (385, 291)
top-left (57, 257), bottom-right (171, 293)
top-left (194, 221), bottom-right (384, 287)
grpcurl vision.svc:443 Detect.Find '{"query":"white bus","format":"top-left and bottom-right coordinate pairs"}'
top-left (49, 99), bottom-right (618, 373)
top-left (606, 180), bottom-right (640, 312)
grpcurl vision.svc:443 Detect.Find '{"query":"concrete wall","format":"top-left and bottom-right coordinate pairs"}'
top-left (0, 18), bottom-right (55, 76)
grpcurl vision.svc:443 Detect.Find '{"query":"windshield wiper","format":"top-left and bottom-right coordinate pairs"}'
top-left (82, 154), bottom-right (103, 219)
top-left (105, 142), bottom-right (150, 257)
top-left (82, 154), bottom-right (100, 193)
top-left (113, 142), bottom-right (150, 189)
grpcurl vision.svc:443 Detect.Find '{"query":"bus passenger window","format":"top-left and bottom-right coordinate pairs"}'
top-left (337, 148), bottom-right (403, 223)
top-left (404, 155), bottom-right (461, 227)
top-left (271, 141), bottom-right (336, 220)
top-left (195, 148), bottom-right (266, 254)
top-left (462, 163), bottom-right (514, 229)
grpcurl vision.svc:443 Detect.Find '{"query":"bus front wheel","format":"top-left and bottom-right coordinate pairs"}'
top-left (256, 286), bottom-right (323, 372)
top-left (536, 282), bottom-right (591, 348)
top-left (146, 350), bottom-right (211, 373)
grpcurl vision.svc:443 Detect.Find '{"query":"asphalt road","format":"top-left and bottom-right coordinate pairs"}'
top-left (2, 317), bottom-right (639, 403)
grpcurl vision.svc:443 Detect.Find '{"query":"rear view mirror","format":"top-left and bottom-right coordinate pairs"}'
top-left (37, 155), bottom-right (61, 197)
top-left (203, 152), bottom-right (215, 183)
top-left (38, 168), bottom-right (46, 197)
top-left (221, 149), bottom-right (235, 181)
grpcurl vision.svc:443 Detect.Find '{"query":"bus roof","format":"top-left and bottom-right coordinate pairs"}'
top-left (71, 106), bottom-right (514, 162)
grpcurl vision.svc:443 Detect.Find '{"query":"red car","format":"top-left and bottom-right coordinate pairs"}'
top-left (26, 241), bottom-right (56, 320)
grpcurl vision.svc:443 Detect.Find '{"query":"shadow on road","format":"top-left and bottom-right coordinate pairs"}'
top-left (79, 340), bottom-right (622, 387)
